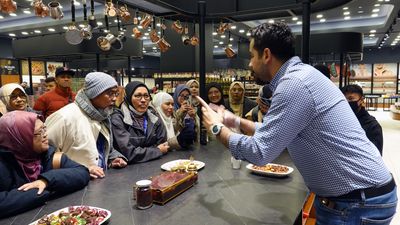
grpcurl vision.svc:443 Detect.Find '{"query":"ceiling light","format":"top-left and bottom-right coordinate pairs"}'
top-left (214, 45), bottom-right (218, 48)
top-left (219, 41), bottom-right (223, 44)
top-left (384, 0), bottom-right (390, 2)
top-left (358, 6), bottom-right (362, 9)
top-left (372, 8), bottom-right (380, 13)
top-left (268, 20), bottom-right (274, 23)
top-left (239, 29), bottom-right (245, 33)
top-left (297, 21), bottom-right (302, 25)
top-left (343, 11), bottom-right (350, 15)
top-left (316, 14), bottom-right (323, 18)
top-left (21, 31), bottom-right (29, 35)
top-left (73, 1), bottom-right (80, 6)
top-left (10, 13), bottom-right (17, 16)
top-left (212, 32), bottom-right (217, 35)
top-left (391, 43), bottom-right (396, 46)
top-left (374, 4), bottom-right (380, 7)
top-left (343, 7), bottom-right (349, 10)
top-left (246, 32), bottom-right (251, 36)
top-left (221, 35), bottom-right (226, 38)
top-left (152, 46), bottom-right (157, 50)
top-left (138, 25), bottom-right (143, 29)
top-left (158, 31), bottom-right (161, 35)
top-left (59, 5), bottom-right (63, 8)
top-left (230, 37), bottom-right (234, 41)
top-left (142, 36), bottom-right (147, 40)
top-left (0, 15), bottom-right (4, 19)
top-left (320, 18), bottom-right (326, 22)
top-left (358, 11), bottom-right (364, 14)
top-left (344, 16), bottom-right (351, 20)
top-left (292, 17), bottom-right (298, 21)
top-left (378, 0), bottom-right (383, 2)
top-left (34, 30), bottom-right (41, 33)
top-left (104, 29), bottom-right (109, 33)
top-left (48, 28), bottom-right (55, 32)
top-left (371, 14), bottom-right (378, 17)
top-left (369, 34), bottom-right (375, 37)
top-left (230, 25), bottom-right (237, 29)
top-left (114, 20), bottom-right (118, 23)
top-left (23, 10), bottom-right (31, 14)
top-left (97, 22), bottom-right (103, 26)
top-left (63, 26), bottom-right (68, 30)
top-left (156, 23), bottom-right (161, 27)
top-left (9, 33), bottom-right (16, 37)
top-left (144, 32), bottom-right (149, 36)
top-left (378, 46), bottom-right (382, 49)
top-left (370, 30), bottom-right (376, 33)
top-left (228, 44), bottom-right (233, 47)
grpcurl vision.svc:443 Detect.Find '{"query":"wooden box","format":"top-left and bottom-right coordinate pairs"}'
top-left (151, 171), bottom-right (198, 205)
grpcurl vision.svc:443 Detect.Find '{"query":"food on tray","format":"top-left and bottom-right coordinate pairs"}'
top-left (35, 206), bottom-right (108, 225)
top-left (151, 171), bottom-right (189, 189)
top-left (252, 164), bottom-right (289, 173)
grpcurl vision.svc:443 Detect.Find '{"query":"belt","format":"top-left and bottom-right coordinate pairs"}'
top-left (330, 178), bottom-right (396, 200)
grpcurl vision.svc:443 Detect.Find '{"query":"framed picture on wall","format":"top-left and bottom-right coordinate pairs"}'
top-left (21, 60), bottom-right (45, 76)
top-left (353, 64), bottom-right (372, 78)
top-left (373, 63), bottom-right (397, 78)
top-left (46, 62), bottom-right (64, 76)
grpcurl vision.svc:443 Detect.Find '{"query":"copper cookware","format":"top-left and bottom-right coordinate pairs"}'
top-left (217, 22), bottom-right (230, 34)
top-left (181, 35), bottom-right (190, 46)
top-left (171, 20), bottom-right (183, 34)
top-left (225, 47), bottom-right (236, 58)
top-left (48, 1), bottom-right (63, 20)
top-left (80, 24), bottom-right (92, 40)
top-left (150, 29), bottom-right (160, 43)
top-left (0, 0), bottom-right (17, 14)
top-left (190, 36), bottom-right (199, 46)
top-left (132, 27), bottom-right (142, 39)
top-left (65, 24), bottom-right (83, 45)
top-left (119, 5), bottom-right (131, 22)
top-left (140, 14), bottom-right (152, 29)
top-left (157, 38), bottom-right (171, 53)
top-left (97, 33), bottom-right (123, 51)
top-left (32, 0), bottom-right (49, 18)
top-left (105, 1), bottom-right (117, 17)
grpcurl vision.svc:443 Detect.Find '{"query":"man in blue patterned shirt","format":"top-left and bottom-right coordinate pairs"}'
top-left (197, 22), bottom-right (397, 224)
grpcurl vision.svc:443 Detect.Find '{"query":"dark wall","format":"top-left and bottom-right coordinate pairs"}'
top-left (0, 37), bottom-right (13, 58)
top-left (361, 47), bottom-right (400, 64)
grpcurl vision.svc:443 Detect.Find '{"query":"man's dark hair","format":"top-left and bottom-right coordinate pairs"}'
top-left (314, 64), bottom-right (331, 79)
top-left (250, 22), bottom-right (295, 61)
top-left (341, 84), bottom-right (364, 96)
top-left (45, 77), bottom-right (56, 83)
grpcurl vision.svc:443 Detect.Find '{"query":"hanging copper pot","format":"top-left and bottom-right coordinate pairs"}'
top-left (0, 0), bottom-right (17, 14)
top-left (150, 29), bottom-right (160, 43)
top-left (190, 35), bottom-right (199, 46)
top-left (32, 0), bottom-right (49, 17)
top-left (225, 47), bottom-right (236, 58)
top-left (217, 22), bottom-right (230, 34)
top-left (119, 5), bottom-right (131, 22)
top-left (181, 35), bottom-right (191, 46)
top-left (132, 27), bottom-right (142, 39)
top-left (171, 20), bottom-right (183, 34)
top-left (80, 24), bottom-right (92, 40)
top-left (157, 38), bottom-right (171, 53)
top-left (97, 33), bottom-right (123, 51)
top-left (105, 1), bottom-right (117, 17)
top-left (140, 14), bottom-right (152, 29)
top-left (48, 1), bottom-right (63, 20)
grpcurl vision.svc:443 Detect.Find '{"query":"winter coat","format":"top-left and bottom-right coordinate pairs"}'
top-left (225, 97), bottom-right (257, 118)
top-left (33, 86), bottom-right (76, 120)
top-left (0, 146), bottom-right (89, 218)
top-left (356, 107), bottom-right (383, 155)
top-left (111, 104), bottom-right (167, 164)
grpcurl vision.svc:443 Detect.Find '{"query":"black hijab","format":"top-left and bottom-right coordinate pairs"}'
top-left (124, 81), bottom-right (150, 107)
top-left (205, 82), bottom-right (225, 106)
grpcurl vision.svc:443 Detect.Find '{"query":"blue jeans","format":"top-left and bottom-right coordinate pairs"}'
top-left (315, 186), bottom-right (398, 225)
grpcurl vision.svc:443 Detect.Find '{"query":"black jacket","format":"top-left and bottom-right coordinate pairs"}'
top-left (0, 146), bottom-right (90, 218)
top-left (225, 97), bottom-right (257, 118)
top-left (356, 108), bottom-right (383, 155)
top-left (111, 104), bottom-right (167, 164)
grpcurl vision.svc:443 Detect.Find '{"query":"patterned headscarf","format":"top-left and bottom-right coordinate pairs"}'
top-left (0, 111), bottom-right (42, 181)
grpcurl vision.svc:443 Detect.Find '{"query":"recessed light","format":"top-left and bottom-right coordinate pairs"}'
top-left (268, 20), bottom-right (274, 23)
top-left (219, 41), bottom-right (223, 44)
top-left (378, 0), bottom-right (383, 2)
top-left (214, 45), bottom-right (218, 48)
top-left (369, 34), bottom-right (375, 37)
top-left (73, 1), bottom-right (80, 6)
top-left (229, 37), bottom-right (234, 41)
top-left (297, 21), bottom-right (302, 25)
top-left (10, 13), bottom-right (17, 16)
top-left (316, 14), bottom-right (323, 18)
top-left (156, 23), bottom-right (161, 27)
top-left (23, 10), bottom-right (31, 14)
top-left (152, 46), bottom-right (157, 50)
top-left (21, 31), bottom-right (29, 35)
top-left (114, 20), bottom-right (118, 23)
top-left (246, 32), bottom-right (251, 36)
top-left (104, 29), bottom-right (109, 33)
top-left (343, 7), bottom-right (349, 10)
top-left (358, 6), bottom-right (362, 9)
top-left (0, 15), bottom-right (4, 19)
top-left (212, 32), bottom-right (217, 36)
top-left (48, 28), bottom-right (55, 32)
top-left (97, 22), bottom-right (103, 26)
top-left (358, 11), bottom-right (364, 14)
top-left (320, 18), bottom-right (326, 22)
top-left (34, 30), bottom-right (41, 33)
top-left (230, 25), bottom-right (237, 29)
top-left (292, 17), bottom-right (298, 21)
top-left (157, 31), bottom-right (161, 35)
top-left (9, 33), bottom-right (16, 37)
top-left (391, 43), bottom-right (396, 46)
top-left (384, 0), bottom-right (390, 2)
top-left (78, 24), bottom-right (85, 28)
top-left (221, 35), bottom-right (226, 38)
top-left (374, 4), bottom-right (380, 7)
top-left (343, 11), bottom-right (350, 15)
top-left (143, 50), bottom-right (147, 53)
top-left (144, 32), bottom-right (149, 36)
top-left (378, 46), bottom-right (381, 49)
top-left (138, 25), bottom-right (143, 29)
top-left (228, 44), bottom-right (232, 47)
top-left (370, 30), bottom-right (376, 33)
top-left (63, 26), bottom-right (69, 30)
top-left (371, 14), bottom-right (378, 17)
top-left (372, 9), bottom-right (380, 13)
top-left (239, 29), bottom-right (245, 33)
top-left (344, 16), bottom-right (351, 20)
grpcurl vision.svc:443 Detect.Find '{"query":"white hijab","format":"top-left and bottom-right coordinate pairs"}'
top-left (152, 92), bottom-right (175, 139)
top-left (0, 83), bottom-right (28, 114)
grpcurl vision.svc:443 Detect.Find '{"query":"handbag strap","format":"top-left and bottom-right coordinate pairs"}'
top-left (52, 152), bottom-right (63, 169)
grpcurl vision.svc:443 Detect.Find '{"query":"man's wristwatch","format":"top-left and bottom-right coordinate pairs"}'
top-left (211, 123), bottom-right (225, 135)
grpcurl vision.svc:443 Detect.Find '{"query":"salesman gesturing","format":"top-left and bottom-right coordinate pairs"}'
top-left (197, 22), bottom-right (397, 225)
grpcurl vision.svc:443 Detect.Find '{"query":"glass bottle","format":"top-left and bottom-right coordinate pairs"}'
top-left (135, 180), bottom-right (153, 209)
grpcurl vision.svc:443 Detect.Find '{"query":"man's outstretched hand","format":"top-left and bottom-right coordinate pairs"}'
top-left (195, 96), bottom-right (223, 130)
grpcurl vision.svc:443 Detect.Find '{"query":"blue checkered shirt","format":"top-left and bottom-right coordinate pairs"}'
top-left (229, 56), bottom-right (391, 197)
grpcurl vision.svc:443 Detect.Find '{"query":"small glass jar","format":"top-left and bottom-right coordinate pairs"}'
top-left (135, 180), bottom-right (153, 209)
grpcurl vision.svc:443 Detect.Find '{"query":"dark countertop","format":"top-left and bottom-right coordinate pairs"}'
top-left (1, 141), bottom-right (308, 225)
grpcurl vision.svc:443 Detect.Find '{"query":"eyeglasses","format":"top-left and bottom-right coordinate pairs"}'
top-left (133, 94), bottom-right (151, 100)
top-left (179, 94), bottom-right (190, 99)
top-left (9, 93), bottom-right (27, 100)
top-left (105, 90), bottom-right (120, 98)
top-left (34, 125), bottom-right (47, 138)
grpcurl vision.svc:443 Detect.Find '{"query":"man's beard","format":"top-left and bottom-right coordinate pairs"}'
top-left (99, 106), bottom-right (114, 117)
top-left (252, 71), bottom-right (268, 85)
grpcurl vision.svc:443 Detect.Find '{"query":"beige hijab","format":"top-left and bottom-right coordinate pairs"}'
top-left (186, 79), bottom-right (200, 106)
top-left (0, 83), bottom-right (28, 114)
top-left (229, 81), bottom-right (245, 117)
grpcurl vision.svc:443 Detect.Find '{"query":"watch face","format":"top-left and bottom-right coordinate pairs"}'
top-left (212, 125), bottom-right (219, 134)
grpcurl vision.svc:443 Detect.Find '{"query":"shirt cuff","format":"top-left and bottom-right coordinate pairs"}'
top-left (228, 133), bottom-right (244, 159)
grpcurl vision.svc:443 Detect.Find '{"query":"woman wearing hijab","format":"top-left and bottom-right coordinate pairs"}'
top-left (225, 81), bottom-right (257, 118)
top-left (0, 83), bottom-right (35, 117)
top-left (205, 82), bottom-right (226, 107)
top-left (186, 79), bottom-right (200, 107)
top-left (0, 111), bottom-right (90, 218)
top-left (173, 84), bottom-right (199, 142)
top-left (111, 81), bottom-right (169, 164)
top-left (152, 92), bottom-right (195, 150)
top-left (245, 85), bottom-right (273, 123)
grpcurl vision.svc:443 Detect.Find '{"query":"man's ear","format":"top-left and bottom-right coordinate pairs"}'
top-left (263, 48), bottom-right (272, 64)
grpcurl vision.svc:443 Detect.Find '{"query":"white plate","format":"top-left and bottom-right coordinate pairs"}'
top-left (161, 159), bottom-right (205, 171)
top-left (246, 163), bottom-right (294, 177)
top-left (29, 206), bottom-right (111, 225)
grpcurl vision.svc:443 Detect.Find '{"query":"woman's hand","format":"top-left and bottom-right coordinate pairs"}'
top-left (187, 106), bottom-right (196, 118)
top-left (18, 179), bottom-right (48, 195)
top-left (110, 157), bottom-right (127, 168)
top-left (157, 142), bottom-right (170, 154)
top-left (88, 165), bottom-right (105, 179)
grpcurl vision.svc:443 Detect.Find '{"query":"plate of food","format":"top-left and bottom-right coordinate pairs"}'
top-left (246, 163), bottom-right (294, 177)
top-left (161, 159), bottom-right (205, 171)
top-left (29, 205), bottom-right (111, 225)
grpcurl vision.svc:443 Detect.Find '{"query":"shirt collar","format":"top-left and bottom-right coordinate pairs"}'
top-left (269, 56), bottom-right (302, 92)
